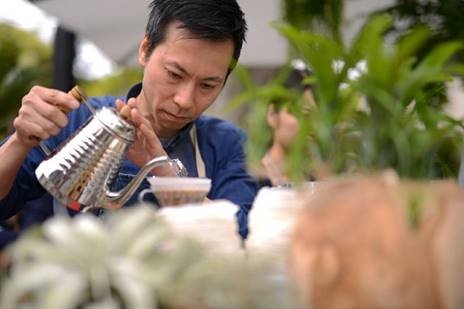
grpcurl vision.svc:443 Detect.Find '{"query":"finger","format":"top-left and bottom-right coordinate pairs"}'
top-left (20, 107), bottom-right (63, 137)
top-left (127, 97), bottom-right (137, 108)
top-left (138, 123), bottom-right (155, 139)
top-left (139, 129), bottom-right (148, 150)
top-left (23, 97), bottom-right (69, 128)
top-left (139, 123), bottom-right (163, 150)
top-left (130, 107), bottom-right (149, 128)
top-left (115, 99), bottom-right (125, 111)
top-left (15, 117), bottom-right (52, 141)
top-left (31, 86), bottom-right (80, 111)
top-left (34, 113), bottom-right (63, 136)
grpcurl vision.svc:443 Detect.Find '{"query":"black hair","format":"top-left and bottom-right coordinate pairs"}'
top-left (145, 0), bottom-right (247, 75)
top-left (272, 62), bottom-right (314, 112)
top-left (285, 59), bottom-right (312, 92)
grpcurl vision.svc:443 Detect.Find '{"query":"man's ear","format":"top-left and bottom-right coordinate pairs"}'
top-left (138, 35), bottom-right (149, 66)
top-left (267, 104), bottom-right (278, 129)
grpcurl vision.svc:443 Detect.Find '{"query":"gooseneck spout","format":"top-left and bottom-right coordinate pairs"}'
top-left (104, 156), bottom-right (187, 206)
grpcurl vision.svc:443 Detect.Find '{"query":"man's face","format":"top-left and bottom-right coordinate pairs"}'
top-left (137, 22), bottom-right (234, 138)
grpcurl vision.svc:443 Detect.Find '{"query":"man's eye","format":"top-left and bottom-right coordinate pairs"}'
top-left (167, 70), bottom-right (182, 80)
top-left (201, 83), bottom-right (216, 90)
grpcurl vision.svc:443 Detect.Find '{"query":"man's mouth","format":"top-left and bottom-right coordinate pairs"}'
top-left (162, 110), bottom-right (189, 123)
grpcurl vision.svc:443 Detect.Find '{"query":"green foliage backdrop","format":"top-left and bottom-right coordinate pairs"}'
top-left (0, 23), bottom-right (143, 140)
top-left (0, 23), bottom-right (52, 137)
top-left (280, 11), bottom-right (464, 180)
top-left (234, 13), bottom-right (464, 181)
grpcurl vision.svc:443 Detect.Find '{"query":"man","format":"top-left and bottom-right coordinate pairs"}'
top-left (0, 0), bottom-right (257, 239)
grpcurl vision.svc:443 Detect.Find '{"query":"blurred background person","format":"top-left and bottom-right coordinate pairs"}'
top-left (260, 103), bottom-right (300, 187)
top-left (255, 61), bottom-right (315, 188)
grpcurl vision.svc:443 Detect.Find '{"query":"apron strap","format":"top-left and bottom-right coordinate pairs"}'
top-left (189, 125), bottom-right (206, 178)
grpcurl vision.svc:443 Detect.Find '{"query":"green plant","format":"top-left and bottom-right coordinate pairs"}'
top-left (0, 22), bottom-right (143, 140)
top-left (229, 65), bottom-right (303, 167)
top-left (378, 0), bottom-right (464, 63)
top-left (283, 0), bottom-right (344, 41)
top-left (0, 23), bottom-right (53, 138)
top-left (80, 67), bottom-right (143, 97)
top-left (0, 206), bottom-right (294, 309)
top-left (234, 13), bottom-right (463, 181)
top-left (279, 14), bottom-right (463, 179)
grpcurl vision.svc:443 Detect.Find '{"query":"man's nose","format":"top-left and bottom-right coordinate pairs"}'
top-left (173, 82), bottom-right (195, 109)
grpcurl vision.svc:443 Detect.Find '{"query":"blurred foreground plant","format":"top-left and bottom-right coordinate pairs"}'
top-left (0, 206), bottom-right (294, 309)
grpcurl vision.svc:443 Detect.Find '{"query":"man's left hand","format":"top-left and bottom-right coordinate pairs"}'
top-left (115, 98), bottom-right (176, 176)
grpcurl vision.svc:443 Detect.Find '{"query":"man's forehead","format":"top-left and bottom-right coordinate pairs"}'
top-left (161, 34), bottom-right (232, 72)
top-left (164, 59), bottom-right (227, 83)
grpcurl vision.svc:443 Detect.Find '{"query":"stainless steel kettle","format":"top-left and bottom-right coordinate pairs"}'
top-left (35, 88), bottom-right (186, 211)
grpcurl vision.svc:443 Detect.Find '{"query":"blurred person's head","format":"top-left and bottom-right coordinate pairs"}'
top-left (266, 63), bottom-right (315, 152)
top-left (266, 105), bottom-right (299, 151)
top-left (288, 59), bottom-right (316, 108)
top-left (259, 65), bottom-right (316, 186)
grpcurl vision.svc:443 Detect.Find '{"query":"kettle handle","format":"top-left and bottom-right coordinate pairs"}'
top-left (38, 142), bottom-right (52, 157)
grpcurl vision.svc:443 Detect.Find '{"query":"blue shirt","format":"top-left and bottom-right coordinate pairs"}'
top-left (0, 84), bottom-right (257, 239)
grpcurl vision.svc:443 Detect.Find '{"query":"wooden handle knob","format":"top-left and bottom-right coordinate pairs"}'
top-left (68, 86), bottom-right (87, 103)
top-left (58, 86), bottom-right (87, 113)
top-left (119, 105), bottom-right (132, 123)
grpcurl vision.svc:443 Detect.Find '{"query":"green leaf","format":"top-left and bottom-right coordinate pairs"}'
top-left (398, 41), bottom-right (462, 103)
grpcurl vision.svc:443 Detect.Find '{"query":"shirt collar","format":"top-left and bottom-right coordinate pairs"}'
top-left (124, 83), bottom-right (194, 148)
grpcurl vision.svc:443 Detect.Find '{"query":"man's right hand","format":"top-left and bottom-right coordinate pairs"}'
top-left (0, 86), bottom-right (80, 199)
top-left (13, 86), bottom-right (80, 150)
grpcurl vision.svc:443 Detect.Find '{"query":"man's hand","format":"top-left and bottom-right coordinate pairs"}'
top-left (13, 86), bottom-right (80, 150)
top-left (115, 98), bottom-right (177, 176)
top-left (0, 86), bottom-right (80, 199)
